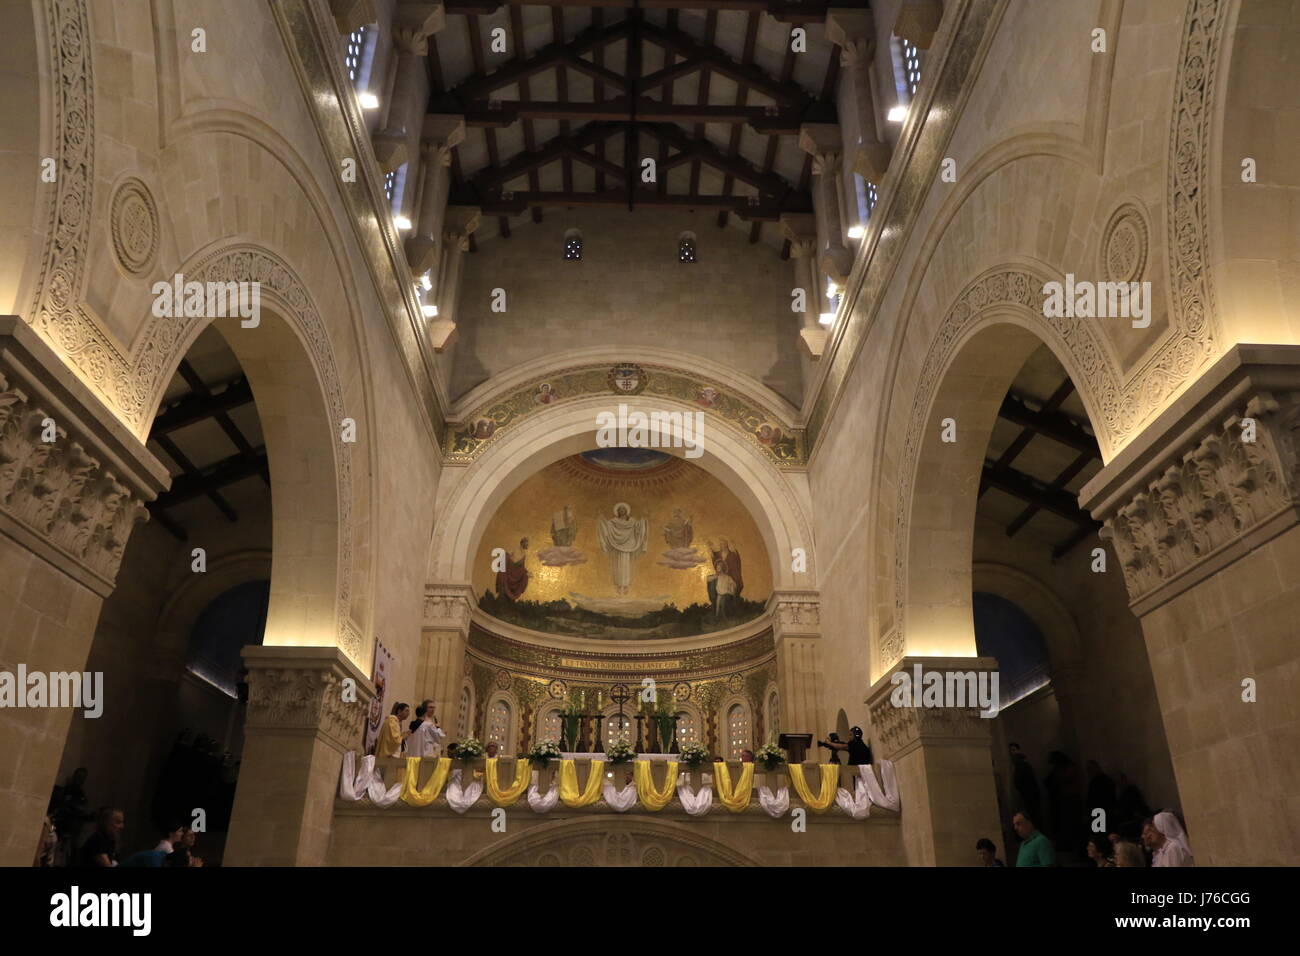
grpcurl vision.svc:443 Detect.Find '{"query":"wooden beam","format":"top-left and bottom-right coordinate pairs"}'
top-left (151, 377), bottom-right (254, 436)
top-left (998, 391), bottom-right (1101, 458)
top-left (476, 188), bottom-right (808, 220)
top-left (1007, 450), bottom-right (1095, 538)
top-left (468, 122), bottom-right (627, 190)
top-left (717, 11), bottom-right (759, 228)
top-left (151, 434), bottom-right (239, 522)
top-left (981, 462), bottom-right (1099, 529)
top-left (645, 123), bottom-right (792, 196)
top-left (451, 19), bottom-right (629, 100)
top-left (153, 448), bottom-right (270, 510)
top-left (446, 2), bottom-right (833, 24)
top-left (464, 99), bottom-right (802, 129)
top-left (641, 20), bottom-right (810, 106)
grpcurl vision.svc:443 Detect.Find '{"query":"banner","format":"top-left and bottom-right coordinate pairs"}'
top-left (363, 640), bottom-right (392, 755)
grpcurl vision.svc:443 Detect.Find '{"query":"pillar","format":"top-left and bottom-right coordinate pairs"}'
top-left (779, 213), bottom-right (829, 359)
top-left (405, 115), bottom-right (465, 277)
top-left (223, 645), bottom-right (372, 866)
top-left (418, 584), bottom-right (473, 738)
top-left (372, 2), bottom-right (445, 178)
top-left (825, 10), bottom-right (892, 185)
top-left (430, 205), bottom-right (480, 352)
top-left (768, 591), bottom-right (826, 741)
top-left (895, 0), bottom-right (945, 49)
top-left (867, 656), bottom-right (1003, 866)
top-left (0, 317), bottom-right (166, 865)
top-left (797, 124), bottom-right (852, 286)
top-left (1079, 344), bottom-right (1300, 866)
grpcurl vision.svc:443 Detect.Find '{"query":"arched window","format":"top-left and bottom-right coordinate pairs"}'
top-left (487, 698), bottom-right (512, 750)
top-left (678, 232), bottom-right (697, 263)
top-left (537, 704), bottom-right (563, 745)
top-left (901, 39), bottom-right (922, 98)
top-left (675, 710), bottom-right (698, 747)
top-left (726, 703), bottom-right (751, 758)
top-left (186, 580), bottom-right (270, 696)
top-left (457, 685), bottom-right (472, 739)
top-left (564, 229), bottom-right (582, 260)
top-left (344, 26), bottom-right (367, 84)
top-left (604, 711), bottom-right (633, 749)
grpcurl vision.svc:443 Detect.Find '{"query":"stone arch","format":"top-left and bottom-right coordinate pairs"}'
top-left (153, 548), bottom-right (274, 675)
top-left (887, 292), bottom-right (1104, 671)
top-left (717, 693), bottom-right (753, 758)
top-left (142, 243), bottom-right (361, 665)
top-left (462, 816), bottom-right (760, 867)
top-left (428, 395), bottom-right (816, 594)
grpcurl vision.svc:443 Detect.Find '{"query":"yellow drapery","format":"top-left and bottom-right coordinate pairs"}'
top-left (485, 757), bottom-right (532, 806)
top-left (400, 757), bottom-right (452, 807)
top-left (634, 761), bottom-right (679, 811)
top-left (558, 759), bottom-right (606, 808)
top-left (788, 763), bottom-right (838, 812)
top-left (712, 761), bottom-right (755, 813)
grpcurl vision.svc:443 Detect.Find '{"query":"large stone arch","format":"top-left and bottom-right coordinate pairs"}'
top-left (428, 393), bottom-right (817, 593)
top-left (461, 816), bottom-right (761, 867)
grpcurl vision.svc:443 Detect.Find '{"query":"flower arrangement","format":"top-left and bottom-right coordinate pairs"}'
top-left (754, 742), bottom-right (785, 771)
top-left (528, 740), bottom-right (562, 766)
top-left (454, 737), bottom-right (485, 760)
top-left (677, 742), bottom-right (710, 768)
top-left (605, 737), bottom-right (636, 764)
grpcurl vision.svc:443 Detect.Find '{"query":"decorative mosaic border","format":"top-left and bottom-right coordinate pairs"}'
top-left (444, 363), bottom-right (806, 468)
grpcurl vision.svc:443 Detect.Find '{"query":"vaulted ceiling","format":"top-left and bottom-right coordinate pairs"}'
top-left (429, 1), bottom-right (847, 248)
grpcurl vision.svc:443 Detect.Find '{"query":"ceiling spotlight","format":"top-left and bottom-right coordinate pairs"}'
top-left (847, 224), bottom-right (865, 239)
top-left (419, 272), bottom-right (432, 291)
top-left (818, 312), bottom-right (836, 327)
top-left (358, 92), bottom-right (379, 110)
top-left (422, 304), bottom-right (438, 317)
top-left (394, 215), bottom-right (412, 230)
top-left (887, 105), bottom-right (908, 123)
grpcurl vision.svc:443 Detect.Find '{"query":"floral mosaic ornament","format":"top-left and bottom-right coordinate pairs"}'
top-left (445, 363), bottom-right (805, 468)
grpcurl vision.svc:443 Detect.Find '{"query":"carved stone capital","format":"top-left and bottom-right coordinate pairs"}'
top-left (894, 0), bottom-right (944, 50)
top-left (241, 645), bottom-right (373, 752)
top-left (391, 2), bottom-right (446, 53)
top-left (865, 656), bottom-right (999, 760)
top-left (371, 131), bottom-right (409, 175)
top-left (799, 327), bottom-right (829, 360)
top-left (779, 212), bottom-right (818, 250)
top-left (852, 142), bottom-right (892, 186)
top-left (767, 590), bottom-right (821, 638)
top-left (0, 318), bottom-right (167, 596)
top-left (423, 583), bottom-right (475, 631)
top-left (328, 0), bottom-right (376, 34)
top-left (421, 114), bottom-right (466, 152)
top-left (825, 10), bottom-right (875, 62)
top-left (798, 123), bottom-right (843, 164)
top-left (1081, 345), bottom-right (1300, 616)
top-left (442, 205), bottom-right (481, 250)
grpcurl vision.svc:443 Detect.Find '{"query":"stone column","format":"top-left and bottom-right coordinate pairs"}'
top-left (1079, 344), bottom-right (1300, 866)
top-left (430, 205), bottom-right (480, 352)
top-left (867, 656), bottom-right (1003, 866)
top-left (223, 646), bottom-right (372, 866)
top-left (0, 318), bottom-right (167, 865)
top-left (768, 591), bottom-right (826, 742)
top-left (418, 584), bottom-right (474, 738)
top-left (779, 213), bottom-right (829, 359)
top-left (797, 124), bottom-right (852, 287)
top-left (372, 2), bottom-right (445, 178)
top-left (895, 0), bottom-right (945, 49)
top-left (825, 10), bottom-right (892, 185)
top-left (404, 115), bottom-right (465, 277)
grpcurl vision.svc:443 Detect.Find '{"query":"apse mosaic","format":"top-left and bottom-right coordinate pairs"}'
top-left (474, 449), bottom-right (771, 639)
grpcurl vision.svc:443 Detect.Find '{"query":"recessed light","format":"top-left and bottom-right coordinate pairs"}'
top-left (358, 92), bottom-right (379, 110)
top-left (887, 105), bottom-right (907, 123)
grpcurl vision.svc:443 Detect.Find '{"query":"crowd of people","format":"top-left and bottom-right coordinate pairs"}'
top-left (975, 743), bottom-right (1195, 867)
top-left (37, 767), bottom-right (207, 867)
top-left (374, 699), bottom-right (449, 758)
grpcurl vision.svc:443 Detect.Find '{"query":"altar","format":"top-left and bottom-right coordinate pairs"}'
top-left (559, 753), bottom-right (680, 762)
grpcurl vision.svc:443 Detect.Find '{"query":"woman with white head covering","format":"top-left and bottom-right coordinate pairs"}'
top-left (1144, 810), bottom-right (1194, 866)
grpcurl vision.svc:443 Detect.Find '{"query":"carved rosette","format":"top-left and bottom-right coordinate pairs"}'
top-left (245, 660), bottom-right (371, 751)
top-left (1099, 391), bottom-right (1300, 605)
top-left (0, 371), bottom-right (149, 585)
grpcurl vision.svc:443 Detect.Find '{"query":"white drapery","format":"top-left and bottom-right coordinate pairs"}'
top-left (446, 768), bottom-right (483, 813)
top-left (860, 761), bottom-right (900, 811)
top-left (338, 752), bottom-right (403, 807)
top-left (757, 786), bottom-right (789, 818)
top-left (676, 777), bottom-right (713, 816)
top-left (603, 782), bottom-right (639, 812)
top-left (835, 778), bottom-right (872, 819)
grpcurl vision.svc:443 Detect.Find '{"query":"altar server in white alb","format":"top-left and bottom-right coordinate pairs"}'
top-left (407, 700), bottom-right (447, 758)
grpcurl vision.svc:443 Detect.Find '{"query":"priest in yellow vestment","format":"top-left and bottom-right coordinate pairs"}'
top-left (375, 702), bottom-right (410, 758)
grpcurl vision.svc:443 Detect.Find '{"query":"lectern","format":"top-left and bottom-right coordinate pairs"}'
top-left (778, 733), bottom-right (813, 765)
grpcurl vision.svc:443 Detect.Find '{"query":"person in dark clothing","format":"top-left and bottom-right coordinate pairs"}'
top-left (845, 727), bottom-right (873, 765)
top-left (1114, 772), bottom-right (1152, 839)
top-left (976, 838), bottom-right (1005, 867)
top-left (1009, 743), bottom-right (1042, 824)
top-left (78, 808), bottom-right (124, 867)
top-left (1085, 760), bottom-right (1117, 830)
top-left (1044, 751), bottom-right (1084, 849)
top-left (817, 732), bottom-right (844, 765)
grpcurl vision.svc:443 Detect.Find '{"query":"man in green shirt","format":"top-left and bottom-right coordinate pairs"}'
top-left (1013, 812), bottom-right (1056, 866)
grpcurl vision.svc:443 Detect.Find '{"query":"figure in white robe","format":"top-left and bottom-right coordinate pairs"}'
top-left (597, 503), bottom-right (648, 595)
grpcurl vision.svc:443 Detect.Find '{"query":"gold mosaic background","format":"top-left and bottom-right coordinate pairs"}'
top-left (473, 454), bottom-right (772, 609)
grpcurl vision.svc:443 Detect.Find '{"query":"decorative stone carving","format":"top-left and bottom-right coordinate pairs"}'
top-left (464, 819), bottom-right (759, 867)
top-left (1101, 202), bottom-right (1149, 284)
top-left (1094, 387), bottom-right (1300, 609)
top-left (109, 178), bottom-right (159, 276)
top-left (423, 584), bottom-right (474, 630)
top-left (894, 0), bottom-right (945, 49)
top-left (866, 658), bottom-right (995, 758)
top-left (244, 651), bottom-right (372, 752)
